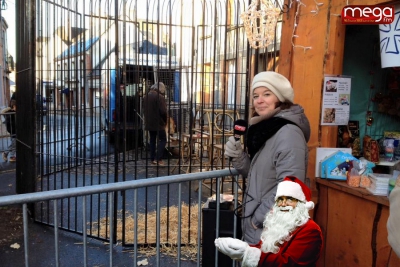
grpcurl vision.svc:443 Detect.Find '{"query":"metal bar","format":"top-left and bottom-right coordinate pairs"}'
top-left (0, 169), bottom-right (238, 206)
top-left (82, 196), bottom-right (87, 267)
top-left (109, 192), bottom-right (114, 267)
top-left (133, 189), bottom-right (138, 266)
top-left (197, 179), bottom-right (202, 267)
top-left (53, 200), bottom-right (59, 267)
top-left (233, 174), bottom-right (239, 267)
top-left (23, 203), bottom-right (29, 267)
top-left (177, 183), bottom-right (182, 267)
top-left (214, 177), bottom-right (221, 266)
top-left (156, 185), bottom-right (160, 267)
top-left (233, 175), bottom-right (239, 239)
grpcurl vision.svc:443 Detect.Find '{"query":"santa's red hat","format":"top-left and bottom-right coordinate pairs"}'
top-left (275, 176), bottom-right (315, 210)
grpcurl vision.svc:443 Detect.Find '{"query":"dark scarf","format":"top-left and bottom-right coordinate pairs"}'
top-left (246, 117), bottom-right (294, 160)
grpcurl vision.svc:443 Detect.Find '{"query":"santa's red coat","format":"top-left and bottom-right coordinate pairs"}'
top-left (251, 219), bottom-right (323, 267)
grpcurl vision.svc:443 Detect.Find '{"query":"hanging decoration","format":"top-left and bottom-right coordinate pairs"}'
top-left (240, 0), bottom-right (323, 51)
top-left (375, 11), bottom-right (400, 138)
top-left (379, 5), bottom-right (400, 68)
top-left (365, 54), bottom-right (377, 128)
top-left (290, 0), bottom-right (311, 52)
top-left (240, 0), bottom-right (281, 49)
top-left (310, 0), bottom-right (324, 16)
top-left (366, 111), bottom-right (374, 126)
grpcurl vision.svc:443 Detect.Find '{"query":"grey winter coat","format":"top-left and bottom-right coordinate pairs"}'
top-left (232, 104), bottom-right (310, 245)
top-left (142, 90), bottom-right (167, 131)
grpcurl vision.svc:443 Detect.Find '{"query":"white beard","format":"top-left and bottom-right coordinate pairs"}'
top-left (260, 202), bottom-right (310, 253)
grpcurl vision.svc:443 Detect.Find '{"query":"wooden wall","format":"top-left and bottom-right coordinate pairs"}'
top-left (315, 180), bottom-right (400, 266)
top-left (275, 0), bottom-right (400, 264)
top-left (278, 0), bottom-right (397, 198)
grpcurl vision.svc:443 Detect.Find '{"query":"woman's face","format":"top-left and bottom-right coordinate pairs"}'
top-left (252, 86), bottom-right (280, 116)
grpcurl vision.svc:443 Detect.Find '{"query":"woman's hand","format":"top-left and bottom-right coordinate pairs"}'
top-left (224, 136), bottom-right (243, 158)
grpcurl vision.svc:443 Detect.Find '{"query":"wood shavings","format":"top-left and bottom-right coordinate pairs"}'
top-left (137, 258), bottom-right (148, 266)
top-left (91, 203), bottom-right (202, 261)
top-left (10, 243), bottom-right (20, 249)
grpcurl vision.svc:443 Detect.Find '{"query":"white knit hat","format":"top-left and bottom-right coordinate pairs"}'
top-left (151, 82), bottom-right (166, 94)
top-left (251, 71), bottom-right (294, 103)
top-left (275, 176), bottom-right (315, 210)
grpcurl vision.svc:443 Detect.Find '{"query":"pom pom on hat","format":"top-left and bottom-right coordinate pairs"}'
top-left (151, 82), bottom-right (166, 94)
top-left (251, 71), bottom-right (294, 103)
top-left (275, 176), bottom-right (315, 210)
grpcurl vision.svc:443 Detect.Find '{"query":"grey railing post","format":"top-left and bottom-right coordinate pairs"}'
top-left (82, 195), bottom-right (87, 267)
top-left (109, 192), bottom-right (114, 267)
top-left (53, 200), bottom-right (59, 267)
top-left (23, 203), bottom-right (29, 267)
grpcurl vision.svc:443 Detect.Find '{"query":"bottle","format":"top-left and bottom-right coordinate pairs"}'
top-left (384, 139), bottom-right (395, 161)
top-left (394, 139), bottom-right (400, 160)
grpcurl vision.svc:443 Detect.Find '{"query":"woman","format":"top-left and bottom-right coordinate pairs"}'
top-left (225, 71), bottom-right (311, 244)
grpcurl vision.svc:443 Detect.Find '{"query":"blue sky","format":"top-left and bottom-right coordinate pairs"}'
top-left (0, 0), bottom-right (195, 61)
top-left (2, 0), bottom-right (16, 58)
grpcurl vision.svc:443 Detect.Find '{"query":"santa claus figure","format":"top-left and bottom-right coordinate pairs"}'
top-left (215, 176), bottom-right (323, 267)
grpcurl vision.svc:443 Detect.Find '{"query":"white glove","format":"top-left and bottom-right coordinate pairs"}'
top-left (214, 237), bottom-right (249, 260)
top-left (224, 136), bottom-right (243, 158)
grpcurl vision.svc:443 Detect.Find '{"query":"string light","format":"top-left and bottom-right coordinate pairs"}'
top-left (332, 0), bottom-right (349, 16)
top-left (310, 0), bottom-right (324, 15)
top-left (290, 0), bottom-right (312, 52)
top-left (240, 0), bottom-right (281, 49)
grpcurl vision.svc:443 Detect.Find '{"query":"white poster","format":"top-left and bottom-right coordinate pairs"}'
top-left (320, 75), bottom-right (352, 126)
top-left (379, 5), bottom-right (400, 68)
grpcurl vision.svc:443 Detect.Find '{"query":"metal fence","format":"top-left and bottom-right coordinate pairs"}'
top-left (0, 169), bottom-right (242, 267)
top-left (15, 0), bottom-right (282, 247)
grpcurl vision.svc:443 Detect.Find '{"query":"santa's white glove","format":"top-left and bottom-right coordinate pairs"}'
top-left (214, 237), bottom-right (249, 260)
top-left (224, 136), bottom-right (243, 159)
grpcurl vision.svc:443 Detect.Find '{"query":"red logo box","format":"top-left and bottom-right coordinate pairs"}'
top-left (341, 5), bottom-right (395, 25)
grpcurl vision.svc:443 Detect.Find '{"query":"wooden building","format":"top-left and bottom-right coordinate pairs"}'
top-left (273, 0), bottom-right (400, 266)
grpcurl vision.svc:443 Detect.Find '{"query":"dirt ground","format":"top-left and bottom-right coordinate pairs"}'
top-left (0, 205), bottom-right (23, 248)
top-left (0, 169), bottom-right (24, 251)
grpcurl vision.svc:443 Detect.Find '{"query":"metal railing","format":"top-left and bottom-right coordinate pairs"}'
top-left (0, 168), bottom-right (241, 267)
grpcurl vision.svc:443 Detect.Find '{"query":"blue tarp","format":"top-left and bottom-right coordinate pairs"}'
top-left (57, 37), bottom-right (99, 59)
top-left (138, 40), bottom-right (167, 55)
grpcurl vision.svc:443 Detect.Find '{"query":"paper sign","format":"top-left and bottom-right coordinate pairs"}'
top-left (321, 75), bottom-right (352, 125)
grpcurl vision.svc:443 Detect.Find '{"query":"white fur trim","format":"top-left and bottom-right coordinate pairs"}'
top-left (275, 181), bottom-right (306, 202)
top-left (305, 201), bottom-right (315, 210)
top-left (242, 246), bottom-right (261, 267)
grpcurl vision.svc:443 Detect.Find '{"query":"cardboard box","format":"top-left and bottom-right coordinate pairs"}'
top-left (320, 151), bottom-right (358, 180)
top-left (384, 131), bottom-right (400, 139)
top-left (315, 147), bottom-right (352, 177)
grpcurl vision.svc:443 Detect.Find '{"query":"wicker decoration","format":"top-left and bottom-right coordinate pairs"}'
top-left (240, 0), bottom-right (281, 49)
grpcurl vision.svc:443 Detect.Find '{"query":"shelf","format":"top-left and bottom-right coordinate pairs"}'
top-left (376, 158), bottom-right (400, 167)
